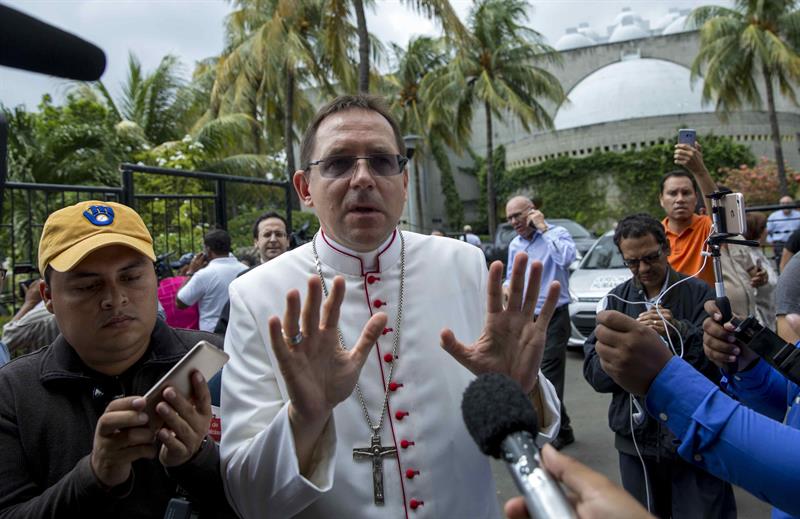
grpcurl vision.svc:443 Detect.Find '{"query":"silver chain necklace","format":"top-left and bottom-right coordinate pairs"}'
top-left (311, 230), bottom-right (405, 505)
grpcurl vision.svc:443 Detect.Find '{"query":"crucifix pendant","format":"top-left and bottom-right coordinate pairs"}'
top-left (353, 434), bottom-right (397, 505)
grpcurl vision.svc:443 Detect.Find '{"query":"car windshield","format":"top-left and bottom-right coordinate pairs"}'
top-left (581, 235), bottom-right (627, 270)
top-left (551, 219), bottom-right (592, 239)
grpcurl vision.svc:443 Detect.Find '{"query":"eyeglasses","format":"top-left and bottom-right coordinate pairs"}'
top-left (622, 249), bottom-right (664, 269)
top-left (305, 154), bottom-right (408, 179)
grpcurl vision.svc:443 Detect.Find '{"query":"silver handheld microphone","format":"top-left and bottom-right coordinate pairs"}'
top-left (462, 373), bottom-right (576, 519)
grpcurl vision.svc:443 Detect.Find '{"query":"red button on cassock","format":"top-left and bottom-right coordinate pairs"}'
top-left (367, 275), bottom-right (379, 284)
top-left (405, 469), bottom-right (419, 479)
top-left (388, 382), bottom-right (403, 391)
top-left (400, 439), bottom-right (415, 449)
top-left (382, 327), bottom-right (394, 335)
top-left (410, 499), bottom-right (424, 510)
top-left (395, 410), bottom-right (409, 420)
top-left (373, 299), bottom-right (385, 308)
top-left (383, 353), bottom-right (394, 363)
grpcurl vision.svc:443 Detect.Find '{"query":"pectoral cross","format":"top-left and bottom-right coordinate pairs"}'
top-left (353, 434), bottom-right (397, 505)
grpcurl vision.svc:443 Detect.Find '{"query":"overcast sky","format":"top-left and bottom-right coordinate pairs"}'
top-left (0, 0), bottom-right (726, 110)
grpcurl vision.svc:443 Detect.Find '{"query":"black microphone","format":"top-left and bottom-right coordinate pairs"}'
top-left (462, 373), bottom-right (575, 519)
top-left (0, 4), bottom-right (106, 81)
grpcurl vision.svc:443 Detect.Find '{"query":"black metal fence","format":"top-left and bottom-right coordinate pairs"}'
top-left (0, 125), bottom-right (292, 313)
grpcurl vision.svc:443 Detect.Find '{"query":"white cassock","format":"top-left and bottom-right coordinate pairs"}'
top-left (220, 230), bottom-right (561, 519)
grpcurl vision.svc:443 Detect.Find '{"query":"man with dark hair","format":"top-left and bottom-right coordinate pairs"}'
top-left (213, 213), bottom-right (290, 336)
top-left (583, 213), bottom-right (735, 518)
top-left (252, 212), bottom-right (289, 264)
top-left (177, 229), bottom-right (247, 332)
top-left (662, 143), bottom-right (717, 286)
top-left (220, 94), bottom-right (563, 518)
top-left (0, 200), bottom-right (234, 517)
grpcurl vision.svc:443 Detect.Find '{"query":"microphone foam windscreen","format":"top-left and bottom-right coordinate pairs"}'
top-left (461, 373), bottom-right (539, 459)
top-left (0, 5), bottom-right (106, 81)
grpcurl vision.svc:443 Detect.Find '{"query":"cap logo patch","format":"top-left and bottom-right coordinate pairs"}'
top-left (83, 205), bottom-right (115, 227)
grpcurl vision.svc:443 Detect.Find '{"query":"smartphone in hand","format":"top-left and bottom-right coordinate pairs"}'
top-left (144, 341), bottom-right (229, 421)
top-left (678, 128), bottom-right (696, 146)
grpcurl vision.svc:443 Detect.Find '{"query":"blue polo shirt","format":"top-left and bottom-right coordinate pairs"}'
top-left (504, 223), bottom-right (575, 313)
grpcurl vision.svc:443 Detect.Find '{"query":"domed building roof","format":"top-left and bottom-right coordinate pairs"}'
top-left (652, 8), bottom-right (680, 31)
top-left (553, 56), bottom-right (713, 130)
top-left (612, 7), bottom-right (640, 26)
top-left (555, 28), bottom-right (596, 51)
top-left (577, 22), bottom-right (601, 42)
top-left (662, 14), bottom-right (696, 35)
top-left (608, 17), bottom-right (649, 43)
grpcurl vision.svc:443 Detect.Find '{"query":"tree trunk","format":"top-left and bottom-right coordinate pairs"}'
top-left (354, 0), bottom-right (370, 93)
top-left (284, 68), bottom-right (296, 177)
top-left (284, 68), bottom-right (300, 210)
top-left (764, 68), bottom-right (790, 197)
top-left (485, 101), bottom-right (497, 241)
top-left (413, 154), bottom-right (425, 233)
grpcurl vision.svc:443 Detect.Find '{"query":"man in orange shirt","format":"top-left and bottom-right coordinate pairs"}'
top-left (661, 143), bottom-right (716, 286)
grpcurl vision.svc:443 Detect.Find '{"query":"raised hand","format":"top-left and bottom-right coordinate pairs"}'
top-left (157, 371), bottom-right (212, 467)
top-left (441, 252), bottom-right (560, 394)
top-left (91, 396), bottom-right (156, 488)
top-left (268, 275), bottom-right (387, 473)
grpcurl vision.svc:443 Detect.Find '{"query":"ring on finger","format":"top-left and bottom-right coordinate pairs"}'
top-left (283, 330), bottom-right (304, 345)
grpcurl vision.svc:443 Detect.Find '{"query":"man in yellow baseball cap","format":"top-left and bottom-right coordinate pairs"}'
top-left (0, 200), bottom-right (236, 518)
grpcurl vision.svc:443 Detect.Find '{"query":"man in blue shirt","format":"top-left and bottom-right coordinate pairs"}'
top-left (592, 307), bottom-right (800, 518)
top-left (504, 195), bottom-right (576, 449)
top-left (767, 196), bottom-right (800, 245)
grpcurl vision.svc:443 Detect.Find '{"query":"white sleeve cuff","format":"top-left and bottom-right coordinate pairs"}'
top-left (534, 372), bottom-right (561, 446)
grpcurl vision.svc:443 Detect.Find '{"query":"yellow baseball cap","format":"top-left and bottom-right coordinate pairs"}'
top-left (38, 200), bottom-right (155, 274)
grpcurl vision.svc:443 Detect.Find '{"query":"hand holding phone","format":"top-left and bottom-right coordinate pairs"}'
top-left (144, 341), bottom-right (229, 466)
top-left (144, 341), bottom-right (228, 420)
top-left (678, 128), bottom-right (696, 146)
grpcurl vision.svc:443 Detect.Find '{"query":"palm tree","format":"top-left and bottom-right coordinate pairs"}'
top-left (210, 0), bottom-right (336, 180)
top-left (324, 0), bottom-right (466, 93)
top-left (385, 36), bottom-right (464, 230)
top-left (77, 53), bottom-right (190, 144)
top-left (425, 0), bottom-right (564, 239)
top-left (690, 1), bottom-right (800, 197)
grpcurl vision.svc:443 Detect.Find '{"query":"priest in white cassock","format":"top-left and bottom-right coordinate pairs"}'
top-left (220, 95), bottom-right (562, 519)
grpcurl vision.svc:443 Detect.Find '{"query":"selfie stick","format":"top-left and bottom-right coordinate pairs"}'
top-left (706, 190), bottom-right (760, 375)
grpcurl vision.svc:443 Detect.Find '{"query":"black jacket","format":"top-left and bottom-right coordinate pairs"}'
top-left (582, 268), bottom-right (718, 458)
top-left (0, 320), bottom-right (237, 519)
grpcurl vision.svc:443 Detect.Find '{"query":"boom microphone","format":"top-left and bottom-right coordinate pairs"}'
top-left (0, 4), bottom-right (106, 81)
top-left (462, 373), bottom-right (575, 519)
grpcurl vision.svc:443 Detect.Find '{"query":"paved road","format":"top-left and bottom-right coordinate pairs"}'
top-left (492, 350), bottom-right (771, 518)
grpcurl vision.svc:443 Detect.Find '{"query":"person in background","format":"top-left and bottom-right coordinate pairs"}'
top-left (582, 213), bottom-right (735, 518)
top-left (743, 211), bottom-right (777, 330)
top-left (157, 253), bottom-right (199, 330)
top-left (430, 229), bottom-right (445, 237)
top-left (176, 229), bottom-right (247, 332)
top-left (461, 225), bottom-right (481, 247)
top-left (661, 143), bottom-right (716, 286)
top-left (213, 212), bottom-right (290, 336)
top-left (767, 196), bottom-right (800, 265)
top-left (2, 279), bottom-right (59, 357)
top-left (505, 194), bottom-right (576, 449)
